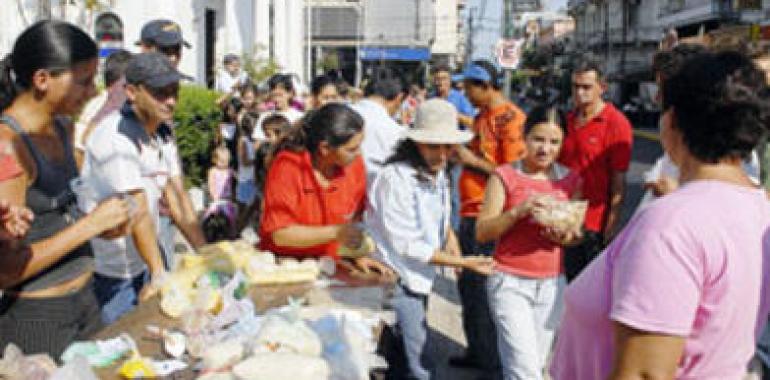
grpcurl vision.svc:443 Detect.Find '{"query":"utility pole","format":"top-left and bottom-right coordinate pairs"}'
top-left (605, 0), bottom-right (610, 66)
top-left (306, 2), bottom-right (313, 84)
top-left (466, 6), bottom-right (475, 66)
top-left (503, 0), bottom-right (513, 99)
top-left (355, 3), bottom-right (363, 88)
top-left (620, 0), bottom-right (628, 101)
top-left (415, 0), bottom-right (421, 43)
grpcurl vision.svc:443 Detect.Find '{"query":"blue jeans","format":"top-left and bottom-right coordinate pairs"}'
top-left (458, 217), bottom-right (500, 371)
top-left (392, 283), bottom-right (433, 380)
top-left (449, 164), bottom-right (462, 231)
top-left (94, 271), bottom-right (149, 325)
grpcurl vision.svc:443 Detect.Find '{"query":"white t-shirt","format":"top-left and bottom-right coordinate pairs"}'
top-left (215, 69), bottom-right (249, 94)
top-left (637, 151), bottom-right (761, 211)
top-left (351, 99), bottom-right (406, 186)
top-left (220, 123), bottom-right (237, 141)
top-left (74, 91), bottom-right (108, 151)
top-left (81, 108), bottom-right (172, 279)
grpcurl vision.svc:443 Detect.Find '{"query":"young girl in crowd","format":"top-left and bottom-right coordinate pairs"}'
top-left (476, 105), bottom-right (582, 380)
top-left (267, 74), bottom-right (304, 122)
top-left (204, 146), bottom-right (236, 241)
top-left (0, 20), bottom-right (132, 357)
top-left (219, 97), bottom-right (242, 169)
top-left (236, 112), bottom-right (258, 209)
top-left (309, 75), bottom-right (340, 110)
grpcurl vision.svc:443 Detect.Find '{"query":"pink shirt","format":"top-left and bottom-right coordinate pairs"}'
top-left (551, 181), bottom-right (770, 380)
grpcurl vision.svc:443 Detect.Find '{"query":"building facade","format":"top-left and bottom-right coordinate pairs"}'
top-left (0, 0), bottom-right (305, 88)
top-left (568, 0), bottom-right (770, 104)
top-left (306, 0), bottom-right (437, 86)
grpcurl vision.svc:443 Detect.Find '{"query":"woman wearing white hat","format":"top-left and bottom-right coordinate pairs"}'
top-left (365, 98), bottom-right (494, 380)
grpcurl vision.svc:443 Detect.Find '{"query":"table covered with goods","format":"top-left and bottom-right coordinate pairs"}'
top-left (0, 240), bottom-right (394, 380)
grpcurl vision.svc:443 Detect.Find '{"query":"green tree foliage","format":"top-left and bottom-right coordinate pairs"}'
top-left (241, 45), bottom-right (280, 85)
top-left (173, 85), bottom-right (221, 188)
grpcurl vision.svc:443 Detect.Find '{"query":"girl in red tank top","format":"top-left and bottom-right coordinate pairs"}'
top-left (475, 105), bottom-right (583, 379)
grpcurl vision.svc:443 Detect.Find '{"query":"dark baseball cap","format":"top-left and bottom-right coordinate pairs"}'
top-left (125, 53), bottom-right (193, 88)
top-left (136, 19), bottom-right (191, 48)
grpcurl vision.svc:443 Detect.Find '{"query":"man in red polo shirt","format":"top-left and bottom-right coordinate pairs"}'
top-left (560, 57), bottom-right (633, 282)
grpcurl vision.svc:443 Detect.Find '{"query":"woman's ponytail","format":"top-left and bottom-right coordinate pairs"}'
top-left (0, 55), bottom-right (18, 111)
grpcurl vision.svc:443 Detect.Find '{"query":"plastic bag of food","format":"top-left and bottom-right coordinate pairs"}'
top-left (49, 355), bottom-right (99, 380)
top-left (309, 311), bottom-right (381, 380)
top-left (232, 352), bottom-right (330, 380)
top-left (530, 196), bottom-right (588, 233)
top-left (246, 255), bottom-right (320, 285)
top-left (201, 339), bottom-right (245, 372)
top-left (210, 271), bottom-right (255, 331)
top-left (337, 235), bottom-right (375, 259)
top-left (0, 343), bottom-right (57, 380)
top-left (197, 373), bottom-right (235, 380)
top-left (60, 335), bottom-right (132, 367)
top-left (254, 301), bottom-right (322, 356)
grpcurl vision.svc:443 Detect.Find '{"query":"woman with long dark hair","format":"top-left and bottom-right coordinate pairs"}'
top-left (259, 103), bottom-right (392, 275)
top-left (365, 99), bottom-right (493, 379)
top-left (0, 20), bottom-right (132, 356)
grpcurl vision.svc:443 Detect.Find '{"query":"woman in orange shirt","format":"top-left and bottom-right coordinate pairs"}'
top-left (258, 103), bottom-right (392, 275)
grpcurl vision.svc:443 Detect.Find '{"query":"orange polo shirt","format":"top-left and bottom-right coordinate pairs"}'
top-left (459, 101), bottom-right (526, 217)
top-left (259, 150), bottom-right (367, 258)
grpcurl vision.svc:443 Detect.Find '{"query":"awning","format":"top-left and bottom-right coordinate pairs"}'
top-left (360, 47), bottom-right (431, 61)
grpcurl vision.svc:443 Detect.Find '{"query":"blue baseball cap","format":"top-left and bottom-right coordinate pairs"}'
top-left (126, 52), bottom-right (193, 88)
top-left (136, 19), bottom-right (191, 48)
top-left (461, 64), bottom-right (493, 83)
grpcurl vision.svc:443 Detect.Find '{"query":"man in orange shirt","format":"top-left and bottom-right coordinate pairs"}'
top-left (452, 60), bottom-right (526, 372)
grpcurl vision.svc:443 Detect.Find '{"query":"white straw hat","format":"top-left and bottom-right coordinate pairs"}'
top-left (406, 98), bottom-right (474, 144)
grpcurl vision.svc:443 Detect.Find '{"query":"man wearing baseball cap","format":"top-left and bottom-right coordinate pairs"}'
top-left (80, 52), bottom-right (194, 324)
top-left (136, 19), bottom-right (191, 67)
top-left (365, 99), bottom-right (493, 380)
top-left (451, 59), bottom-right (526, 373)
top-left (137, 19), bottom-right (207, 269)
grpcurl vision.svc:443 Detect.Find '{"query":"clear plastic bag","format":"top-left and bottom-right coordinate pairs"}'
top-left (49, 355), bottom-right (99, 380)
top-left (0, 344), bottom-right (57, 380)
top-left (254, 301), bottom-right (323, 357)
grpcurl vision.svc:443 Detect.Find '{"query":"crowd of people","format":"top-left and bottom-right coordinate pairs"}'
top-left (1, 17), bottom-right (770, 380)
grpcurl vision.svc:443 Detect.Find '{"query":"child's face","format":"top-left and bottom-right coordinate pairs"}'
top-left (241, 90), bottom-right (256, 109)
top-left (215, 152), bottom-right (230, 168)
top-left (524, 122), bottom-right (564, 171)
top-left (270, 85), bottom-right (292, 110)
top-left (264, 125), bottom-right (281, 143)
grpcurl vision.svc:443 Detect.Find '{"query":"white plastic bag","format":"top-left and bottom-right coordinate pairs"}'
top-left (49, 355), bottom-right (99, 380)
top-left (254, 301), bottom-right (322, 356)
top-left (232, 352), bottom-right (329, 380)
top-left (0, 344), bottom-right (56, 380)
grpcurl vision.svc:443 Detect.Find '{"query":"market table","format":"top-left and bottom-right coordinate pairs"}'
top-left (93, 270), bottom-right (394, 379)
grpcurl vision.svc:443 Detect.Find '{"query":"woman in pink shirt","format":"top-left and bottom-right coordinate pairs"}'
top-left (476, 105), bottom-right (582, 380)
top-left (551, 51), bottom-right (770, 380)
